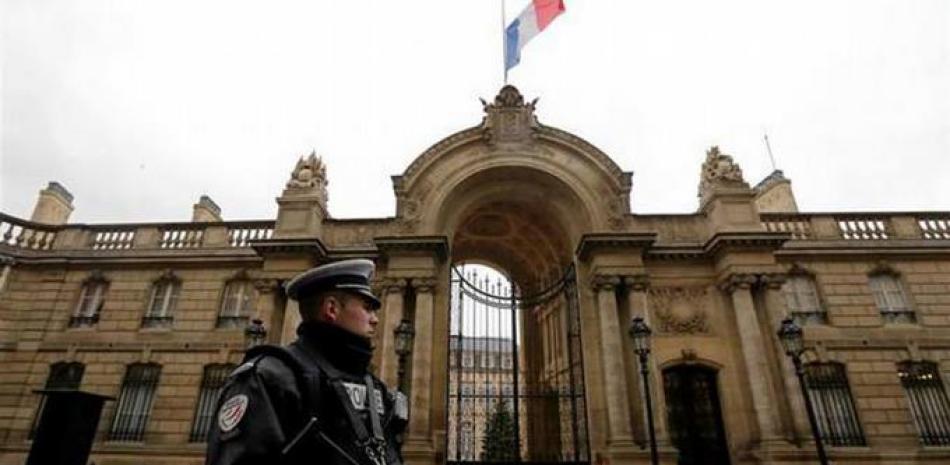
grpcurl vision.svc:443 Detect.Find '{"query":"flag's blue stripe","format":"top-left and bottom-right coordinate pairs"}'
top-left (505, 19), bottom-right (521, 71)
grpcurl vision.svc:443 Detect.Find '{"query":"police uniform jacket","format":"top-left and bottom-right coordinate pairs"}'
top-left (205, 322), bottom-right (404, 465)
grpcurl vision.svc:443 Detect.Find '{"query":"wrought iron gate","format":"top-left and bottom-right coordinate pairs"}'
top-left (446, 264), bottom-right (589, 465)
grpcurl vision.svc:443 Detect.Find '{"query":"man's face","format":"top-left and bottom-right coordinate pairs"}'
top-left (323, 293), bottom-right (379, 340)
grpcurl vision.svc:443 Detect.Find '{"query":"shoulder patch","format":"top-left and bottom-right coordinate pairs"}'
top-left (218, 394), bottom-right (249, 433)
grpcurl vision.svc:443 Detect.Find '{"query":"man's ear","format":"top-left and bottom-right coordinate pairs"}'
top-left (321, 295), bottom-right (340, 322)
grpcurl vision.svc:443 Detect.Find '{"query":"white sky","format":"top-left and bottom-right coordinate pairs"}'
top-left (2, 0), bottom-right (948, 223)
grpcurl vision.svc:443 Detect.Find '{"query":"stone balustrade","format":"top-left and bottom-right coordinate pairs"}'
top-left (761, 212), bottom-right (950, 241)
top-left (0, 213), bottom-right (274, 252)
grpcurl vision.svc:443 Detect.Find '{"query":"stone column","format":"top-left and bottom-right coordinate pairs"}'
top-left (407, 278), bottom-right (436, 446)
top-left (378, 279), bottom-right (407, 388)
top-left (624, 275), bottom-right (670, 446)
top-left (761, 274), bottom-right (810, 442)
top-left (591, 274), bottom-right (636, 448)
top-left (722, 273), bottom-right (780, 444)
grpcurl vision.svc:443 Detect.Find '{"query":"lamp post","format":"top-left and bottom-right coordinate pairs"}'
top-left (244, 318), bottom-right (267, 349)
top-left (777, 317), bottom-right (829, 465)
top-left (629, 316), bottom-right (659, 465)
top-left (394, 319), bottom-right (415, 393)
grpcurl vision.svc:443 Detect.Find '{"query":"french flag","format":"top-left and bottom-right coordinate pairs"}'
top-left (505, 0), bottom-right (566, 72)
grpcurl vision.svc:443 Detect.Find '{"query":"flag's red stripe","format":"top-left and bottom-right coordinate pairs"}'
top-left (533, 0), bottom-right (565, 31)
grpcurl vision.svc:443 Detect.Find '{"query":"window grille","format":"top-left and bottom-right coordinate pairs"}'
top-left (217, 281), bottom-right (254, 328)
top-left (782, 275), bottom-right (826, 324)
top-left (898, 361), bottom-right (950, 446)
top-left (804, 363), bottom-right (865, 446)
top-left (143, 279), bottom-right (180, 328)
top-left (869, 275), bottom-right (915, 323)
top-left (69, 280), bottom-right (108, 328)
top-left (109, 363), bottom-right (161, 441)
top-left (30, 362), bottom-right (84, 439)
top-left (190, 364), bottom-right (235, 442)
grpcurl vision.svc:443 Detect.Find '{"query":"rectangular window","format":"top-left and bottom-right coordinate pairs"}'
top-left (804, 363), bottom-right (865, 446)
top-left (69, 281), bottom-right (107, 328)
top-left (109, 363), bottom-right (161, 441)
top-left (143, 280), bottom-right (180, 328)
top-left (783, 275), bottom-right (826, 324)
top-left (898, 361), bottom-right (950, 446)
top-left (190, 364), bottom-right (234, 442)
top-left (30, 362), bottom-right (84, 439)
top-left (217, 281), bottom-right (254, 328)
top-left (869, 275), bottom-right (915, 323)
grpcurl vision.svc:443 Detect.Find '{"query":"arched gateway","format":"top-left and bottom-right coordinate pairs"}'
top-left (261, 85), bottom-right (793, 465)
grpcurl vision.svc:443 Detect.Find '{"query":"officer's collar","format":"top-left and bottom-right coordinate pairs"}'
top-left (297, 321), bottom-right (374, 375)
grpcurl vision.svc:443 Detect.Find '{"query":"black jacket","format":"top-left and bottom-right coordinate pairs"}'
top-left (205, 322), bottom-right (406, 465)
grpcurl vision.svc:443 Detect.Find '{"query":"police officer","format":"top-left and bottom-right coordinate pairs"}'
top-left (206, 259), bottom-right (408, 465)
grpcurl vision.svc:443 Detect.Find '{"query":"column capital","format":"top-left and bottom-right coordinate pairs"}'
top-left (759, 273), bottom-right (787, 290)
top-left (377, 277), bottom-right (408, 294)
top-left (718, 273), bottom-right (758, 292)
top-left (590, 274), bottom-right (622, 291)
top-left (622, 274), bottom-right (650, 292)
top-left (413, 277), bottom-right (438, 293)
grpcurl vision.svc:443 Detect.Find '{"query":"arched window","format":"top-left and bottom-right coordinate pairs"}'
top-left (217, 278), bottom-right (255, 328)
top-left (898, 361), bottom-right (950, 445)
top-left (29, 362), bottom-right (85, 438)
top-left (803, 362), bottom-right (865, 446)
top-left (69, 271), bottom-right (109, 328)
top-left (142, 271), bottom-right (181, 328)
top-left (190, 363), bottom-right (236, 442)
top-left (782, 272), bottom-right (825, 325)
top-left (109, 362), bottom-right (161, 441)
top-left (868, 268), bottom-right (914, 323)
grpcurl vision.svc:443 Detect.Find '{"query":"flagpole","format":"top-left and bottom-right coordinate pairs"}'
top-left (502, 0), bottom-right (508, 84)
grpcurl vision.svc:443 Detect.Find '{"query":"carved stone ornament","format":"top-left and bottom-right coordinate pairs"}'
top-left (590, 274), bottom-right (621, 291)
top-left (395, 194), bottom-right (421, 233)
top-left (698, 145), bottom-right (748, 198)
top-left (480, 85), bottom-right (540, 146)
top-left (252, 278), bottom-right (279, 293)
top-left (649, 287), bottom-right (710, 334)
top-left (286, 151), bottom-right (328, 191)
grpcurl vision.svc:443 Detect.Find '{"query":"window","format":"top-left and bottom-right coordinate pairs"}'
top-left (69, 274), bottom-right (108, 328)
top-left (143, 275), bottom-right (180, 328)
top-left (782, 275), bottom-right (826, 324)
top-left (462, 353), bottom-right (474, 368)
top-left (30, 362), bottom-right (84, 438)
top-left (869, 274), bottom-right (915, 323)
top-left (217, 280), bottom-right (255, 328)
top-left (804, 363), bottom-right (865, 446)
top-left (898, 361), bottom-right (950, 446)
top-left (190, 364), bottom-right (235, 442)
top-left (502, 355), bottom-right (513, 369)
top-left (109, 363), bottom-right (161, 441)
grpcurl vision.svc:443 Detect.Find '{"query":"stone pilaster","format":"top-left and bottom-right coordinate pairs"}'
top-left (623, 274), bottom-right (670, 448)
top-left (720, 273), bottom-right (781, 445)
top-left (252, 279), bottom-right (281, 345)
top-left (591, 274), bottom-right (637, 449)
top-left (378, 278), bottom-right (407, 387)
top-left (407, 278), bottom-right (436, 449)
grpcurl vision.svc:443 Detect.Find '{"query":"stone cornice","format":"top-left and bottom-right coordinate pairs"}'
top-left (0, 245), bottom-right (263, 265)
top-left (374, 236), bottom-right (449, 261)
top-left (775, 239), bottom-right (950, 257)
top-left (575, 232), bottom-right (657, 261)
top-left (703, 232), bottom-right (790, 256)
top-left (251, 238), bottom-right (328, 259)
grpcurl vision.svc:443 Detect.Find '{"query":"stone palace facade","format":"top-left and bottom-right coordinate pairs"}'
top-left (1, 86), bottom-right (950, 465)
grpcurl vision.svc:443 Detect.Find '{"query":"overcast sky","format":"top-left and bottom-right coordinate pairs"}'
top-left (2, 0), bottom-right (948, 224)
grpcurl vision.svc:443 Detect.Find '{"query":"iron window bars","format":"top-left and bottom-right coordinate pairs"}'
top-left (190, 364), bottom-right (235, 442)
top-left (109, 363), bottom-right (161, 441)
top-left (898, 361), bottom-right (950, 446)
top-left (804, 362), bottom-right (866, 446)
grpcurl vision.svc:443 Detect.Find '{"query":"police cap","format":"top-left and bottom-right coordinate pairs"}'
top-left (284, 259), bottom-right (382, 310)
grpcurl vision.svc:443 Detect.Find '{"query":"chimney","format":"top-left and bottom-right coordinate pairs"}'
top-left (192, 195), bottom-right (223, 222)
top-left (30, 182), bottom-right (74, 225)
top-left (753, 170), bottom-right (799, 213)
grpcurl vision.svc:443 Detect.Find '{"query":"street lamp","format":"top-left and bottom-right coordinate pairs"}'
top-left (394, 319), bottom-right (415, 393)
top-left (628, 316), bottom-right (659, 465)
top-left (777, 317), bottom-right (829, 465)
top-left (244, 318), bottom-right (267, 349)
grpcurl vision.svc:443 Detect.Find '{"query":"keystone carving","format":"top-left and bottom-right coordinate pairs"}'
top-left (649, 287), bottom-right (710, 334)
top-left (698, 145), bottom-right (748, 198)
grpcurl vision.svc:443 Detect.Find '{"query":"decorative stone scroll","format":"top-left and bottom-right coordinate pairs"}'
top-left (698, 145), bottom-right (748, 199)
top-left (649, 286), bottom-right (710, 334)
top-left (480, 85), bottom-right (540, 146)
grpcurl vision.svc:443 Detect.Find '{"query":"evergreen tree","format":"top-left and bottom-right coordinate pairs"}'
top-left (481, 400), bottom-right (517, 462)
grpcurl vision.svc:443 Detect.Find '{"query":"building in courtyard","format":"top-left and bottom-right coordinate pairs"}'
top-left (1, 86), bottom-right (950, 465)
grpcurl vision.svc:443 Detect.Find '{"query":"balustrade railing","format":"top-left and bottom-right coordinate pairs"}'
top-left (89, 227), bottom-right (137, 250)
top-left (917, 215), bottom-right (950, 240)
top-left (227, 223), bottom-right (274, 247)
top-left (835, 215), bottom-right (891, 240)
top-left (761, 214), bottom-right (812, 239)
top-left (159, 226), bottom-right (205, 249)
top-left (0, 213), bottom-right (59, 250)
top-left (761, 213), bottom-right (950, 241)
